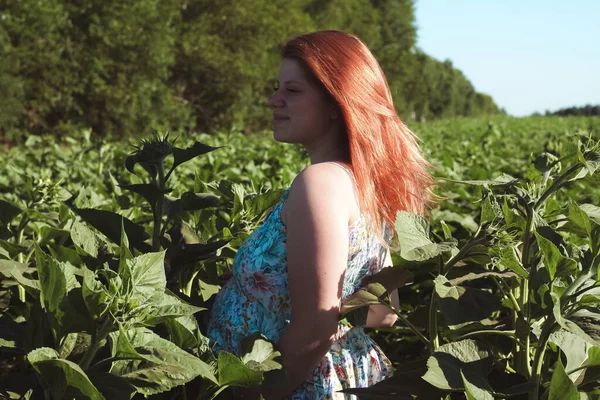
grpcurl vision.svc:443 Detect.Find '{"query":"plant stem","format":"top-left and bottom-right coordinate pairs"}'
top-left (428, 291), bottom-right (439, 351)
top-left (517, 205), bottom-right (534, 379)
top-left (79, 318), bottom-right (113, 370)
top-left (429, 256), bottom-right (443, 351)
top-left (454, 329), bottom-right (517, 341)
top-left (393, 309), bottom-right (433, 353)
top-left (442, 235), bottom-right (487, 275)
top-left (529, 314), bottom-right (555, 400)
top-left (15, 217), bottom-right (29, 303)
top-left (152, 162), bottom-right (166, 252)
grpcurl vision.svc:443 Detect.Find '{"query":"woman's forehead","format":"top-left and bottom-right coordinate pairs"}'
top-left (278, 58), bottom-right (311, 83)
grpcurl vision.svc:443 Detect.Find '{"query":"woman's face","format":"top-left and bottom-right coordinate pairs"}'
top-left (268, 58), bottom-right (337, 146)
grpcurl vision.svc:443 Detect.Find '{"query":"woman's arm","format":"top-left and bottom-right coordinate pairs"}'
top-left (260, 164), bottom-right (354, 399)
top-left (366, 249), bottom-right (399, 328)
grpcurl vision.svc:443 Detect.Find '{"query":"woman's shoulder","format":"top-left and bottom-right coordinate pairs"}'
top-left (281, 162), bottom-right (360, 226)
top-left (292, 162), bottom-right (355, 199)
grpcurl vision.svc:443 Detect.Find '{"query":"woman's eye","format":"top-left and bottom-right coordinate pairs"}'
top-left (286, 88), bottom-right (299, 93)
top-left (272, 83), bottom-right (280, 91)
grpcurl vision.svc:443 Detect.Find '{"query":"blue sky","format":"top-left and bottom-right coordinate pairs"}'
top-left (414, 0), bottom-right (600, 116)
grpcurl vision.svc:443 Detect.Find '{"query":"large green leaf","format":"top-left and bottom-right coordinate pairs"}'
top-left (434, 275), bottom-right (502, 328)
top-left (461, 369), bottom-right (493, 400)
top-left (10, 266), bottom-right (40, 296)
top-left (548, 358), bottom-right (580, 400)
top-left (171, 142), bottom-right (222, 173)
top-left (394, 211), bottom-right (457, 261)
top-left (120, 184), bottom-right (163, 209)
top-left (71, 220), bottom-right (104, 258)
top-left (0, 260), bottom-right (30, 278)
top-left (35, 246), bottom-right (76, 313)
top-left (535, 231), bottom-right (577, 280)
top-left (217, 334), bottom-right (283, 387)
top-left (551, 293), bottom-right (599, 346)
top-left (239, 333), bottom-right (282, 372)
top-left (124, 251), bottom-right (167, 299)
top-left (164, 192), bottom-right (221, 218)
top-left (139, 292), bottom-right (205, 326)
top-left (87, 371), bottom-right (136, 400)
top-left (82, 268), bottom-right (110, 320)
top-left (69, 207), bottom-right (151, 252)
top-left (422, 339), bottom-right (493, 391)
top-left (496, 245), bottom-right (529, 279)
top-left (217, 351), bottom-right (263, 387)
top-left (27, 347), bottom-right (106, 400)
top-left (164, 316), bottom-right (200, 350)
top-left (569, 201), bottom-right (593, 238)
top-left (110, 328), bottom-right (217, 394)
top-left (579, 204), bottom-right (600, 226)
top-left (0, 199), bottom-right (22, 226)
top-left (549, 330), bottom-right (594, 383)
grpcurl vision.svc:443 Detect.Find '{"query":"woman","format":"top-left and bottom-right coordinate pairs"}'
top-left (207, 30), bottom-right (433, 399)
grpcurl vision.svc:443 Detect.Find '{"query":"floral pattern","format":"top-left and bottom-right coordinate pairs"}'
top-left (207, 186), bottom-right (393, 399)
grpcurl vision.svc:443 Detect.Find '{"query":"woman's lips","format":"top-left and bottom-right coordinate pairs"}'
top-left (271, 117), bottom-right (289, 125)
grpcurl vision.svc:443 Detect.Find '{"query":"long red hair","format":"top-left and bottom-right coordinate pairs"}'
top-left (282, 30), bottom-right (434, 239)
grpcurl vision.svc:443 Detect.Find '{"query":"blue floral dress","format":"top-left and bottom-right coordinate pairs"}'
top-left (207, 179), bottom-right (394, 399)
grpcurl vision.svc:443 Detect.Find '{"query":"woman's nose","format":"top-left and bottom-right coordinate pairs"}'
top-left (269, 90), bottom-right (284, 108)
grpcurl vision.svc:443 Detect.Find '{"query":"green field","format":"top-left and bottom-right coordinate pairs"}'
top-left (1, 116), bottom-right (599, 399)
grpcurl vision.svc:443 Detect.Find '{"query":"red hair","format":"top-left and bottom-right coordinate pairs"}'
top-left (282, 30), bottom-right (434, 240)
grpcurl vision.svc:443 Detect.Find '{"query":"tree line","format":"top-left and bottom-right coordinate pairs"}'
top-left (0, 0), bottom-right (501, 142)
top-left (545, 104), bottom-right (600, 117)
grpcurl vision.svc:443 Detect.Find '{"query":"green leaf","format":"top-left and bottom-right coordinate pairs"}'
top-left (36, 246), bottom-right (70, 313)
top-left (164, 316), bottom-right (200, 349)
top-left (217, 351), bottom-right (263, 386)
top-left (71, 221), bottom-right (103, 258)
top-left (87, 371), bottom-right (137, 400)
top-left (441, 174), bottom-right (518, 188)
top-left (180, 192), bottom-right (221, 210)
top-left (461, 369), bottom-right (493, 400)
top-left (569, 201), bottom-right (593, 238)
top-left (27, 347), bottom-right (107, 400)
top-left (171, 142), bottom-right (221, 172)
top-left (548, 358), bottom-right (579, 400)
top-left (0, 260), bottom-right (30, 278)
top-left (497, 245), bottom-right (529, 279)
top-left (340, 282), bottom-right (389, 318)
top-left (480, 194), bottom-right (500, 225)
top-left (551, 293), bottom-right (599, 346)
top-left (110, 328), bottom-right (217, 394)
top-left (579, 204), bottom-right (600, 225)
top-left (120, 184), bottom-right (163, 209)
top-left (0, 199), bottom-right (22, 226)
top-left (69, 207), bottom-right (151, 253)
top-left (534, 152), bottom-right (559, 174)
top-left (549, 330), bottom-right (594, 383)
top-left (10, 266), bottom-right (40, 296)
top-left (82, 268), bottom-right (110, 320)
top-left (126, 251), bottom-right (167, 298)
top-left (169, 240), bottom-right (230, 266)
top-left (239, 333), bottom-right (283, 372)
top-left (217, 335), bottom-right (283, 387)
top-left (434, 276), bottom-right (502, 328)
top-left (535, 231), bottom-right (577, 280)
top-left (422, 339), bottom-right (493, 391)
top-left (141, 292), bottom-right (205, 326)
top-left (393, 211), bottom-right (457, 261)
top-left (118, 220), bottom-right (133, 279)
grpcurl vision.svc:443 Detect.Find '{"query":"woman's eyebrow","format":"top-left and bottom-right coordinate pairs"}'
top-left (277, 80), bottom-right (304, 85)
